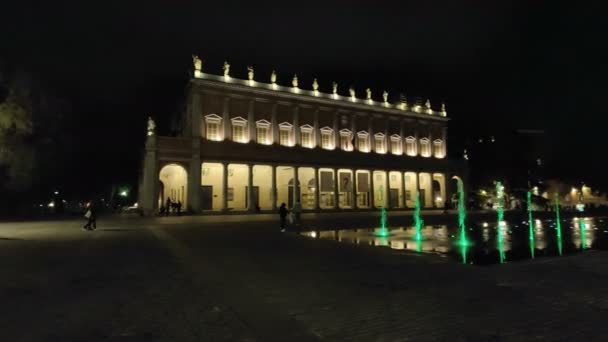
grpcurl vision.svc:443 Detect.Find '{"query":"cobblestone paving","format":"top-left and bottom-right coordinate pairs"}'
top-left (1, 215), bottom-right (608, 341)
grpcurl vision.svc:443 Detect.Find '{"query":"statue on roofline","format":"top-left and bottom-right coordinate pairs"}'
top-left (349, 86), bottom-right (356, 98)
top-left (425, 98), bottom-right (431, 109)
top-left (382, 90), bottom-right (389, 103)
top-left (192, 55), bottom-right (202, 72)
top-left (312, 78), bottom-right (319, 91)
top-left (247, 66), bottom-right (254, 81)
top-left (147, 116), bottom-right (156, 136)
top-left (271, 70), bottom-right (277, 84)
top-left (223, 61), bottom-right (230, 77)
top-left (332, 82), bottom-right (338, 95)
top-left (366, 88), bottom-right (372, 100)
top-left (292, 74), bottom-right (298, 88)
top-left (441, 102), bottom-right (446, 112)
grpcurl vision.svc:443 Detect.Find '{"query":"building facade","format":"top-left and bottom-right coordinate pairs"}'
top-left (139, 66), bottom-right (466, 215)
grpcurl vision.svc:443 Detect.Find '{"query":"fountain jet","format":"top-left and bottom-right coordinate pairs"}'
top-left (527, 191), bottom-right (535, 259)
top-left (554, 192), bottom-right (563, 256)
top-left (496, 181), bottom-right (506, 263)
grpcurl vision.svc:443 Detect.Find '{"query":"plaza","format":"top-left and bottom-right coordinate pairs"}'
top-left (2, 214), bottom-right (608, 341)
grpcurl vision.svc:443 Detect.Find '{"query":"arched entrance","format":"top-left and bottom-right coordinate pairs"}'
top-left (159, 163), bottom-right (188, 208)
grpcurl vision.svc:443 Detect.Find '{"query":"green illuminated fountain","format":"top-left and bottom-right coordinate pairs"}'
top-left (496, 181), bottom-right (506, 263)
top-left (453, 176), bottom-right (469, 264)
top-left (414, 190), bottom-right (423, 243)
top-left (527, 191), bottom-right (535, 259)
top-left (554, 192), bottom-right (563, 256)
top-left (580, 218), bottom-right (587, 250)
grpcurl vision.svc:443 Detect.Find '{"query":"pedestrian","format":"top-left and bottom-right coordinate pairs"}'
top-left (83, 201), bottom-right (97, 231)
top-left (176, 201), bottom-right (182, 215)
top-left (279, 202), bottom-right (288, 232)
top-left (165, 197), bottom-right (172, 216)
top-left (291, 200), bottom-right (302, 225)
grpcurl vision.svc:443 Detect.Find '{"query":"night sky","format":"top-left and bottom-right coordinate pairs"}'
top-left (2, 1), bottom-right (606, 196)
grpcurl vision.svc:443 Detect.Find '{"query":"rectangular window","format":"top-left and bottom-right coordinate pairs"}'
top-left (357, 136), bottom-right (368, 152)
top-left (405, 138), bottom-right (416, 156)
top-left (321, 133), bottom-right (332, 149)
top-left (391, 139), bottom-right (402, 155)
top-left (340, 135), bottom-right (351, 151)
top-left (301, 131), bottom-right (312, 148)
top-left (207, 122), bottom-right (219, 141)
top-left (433, 140), bottom-right (444, 158)
top-left (279, 129), bottom-right (291, 146)
top-left (232, 125), bottom-right (245, 143)
top-left (375, 137), bottom-right (385, 153)
top-left (420, 139), bottom-right (431, 157)
top-left (227, 188), bottom-right (234, 201)
top-left (405, 190), bottom-right (411, 201)
top-left (256, 126), bottom-right (268, 144)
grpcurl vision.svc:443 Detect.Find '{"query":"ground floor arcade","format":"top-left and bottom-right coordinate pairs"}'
top-left (156, 162), bottom-right (450, 212)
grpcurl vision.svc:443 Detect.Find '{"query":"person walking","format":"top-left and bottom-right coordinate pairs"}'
top-left (165, 197), bottom-right (172, 216)
top-left (291, 200), bottom-right (302, 226)
top-left (83, 201), bottom-right (97, 231)
top-left (176, 201), bottom-right (182, 215)
top-left (279, 202), bottom-right (289, 232)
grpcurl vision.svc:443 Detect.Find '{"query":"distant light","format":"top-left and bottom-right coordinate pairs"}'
top-left (47, 201), bottom-right (55, 208)
top-left (54, 191), bottom-right (59, 195)
top-left (120, 190), bottom-right (128, 197)
top-left (311, 231), bottom-right (317, 238)
top-left (482, 222), bottom-right (489, 228)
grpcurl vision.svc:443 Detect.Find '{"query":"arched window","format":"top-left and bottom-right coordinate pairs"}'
top-left (230, 117), bottom-right (248, 143)
top-left (204, 114), bottom-right (222, 141)
top-left (405, 136), bottom-right (417, 156)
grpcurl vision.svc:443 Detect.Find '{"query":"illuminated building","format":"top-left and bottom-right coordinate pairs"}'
top-left (139, 62), bottom-right (465, 215)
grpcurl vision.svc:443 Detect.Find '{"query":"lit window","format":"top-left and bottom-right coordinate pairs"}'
top-left (256, 120), bottom-right (271, 145)
top-left (205, 114), bottom-right (222, 141)
top-left (230, 117), bottom-right (247, 143)
top-left (374, 133), bottom-right (386, 154)
top-left (405, 136), bottom-right (417, 156)
top-left (339, 129), bottom-right (353, 151)
top-left (420, 138), bottom-right (431, 157)
top-left (357, 131), bottom-right (369, 152)
top-left (433, 139), bottom-right (444, 158)
top-left (278, 122), bottom-right (293, 146)
top-left (300, 125), bottom-right (314, 148)
top-left (320, 127), bottom-right (334, 150)
top-left (390, 135), bottom-right (402, 155)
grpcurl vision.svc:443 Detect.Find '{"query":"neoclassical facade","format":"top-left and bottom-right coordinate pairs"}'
top-left (139, 64), bottom-right (466, 215)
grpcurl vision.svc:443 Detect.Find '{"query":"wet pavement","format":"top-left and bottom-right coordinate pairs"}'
top-left (2, 214), bottom-right (608, 341)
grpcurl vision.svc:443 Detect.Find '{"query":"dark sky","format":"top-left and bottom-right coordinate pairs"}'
top-left (2, 1), bottom-right (606, 194)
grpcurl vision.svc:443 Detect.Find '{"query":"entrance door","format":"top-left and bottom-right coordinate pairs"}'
top-left (201, 186), bottom-right (213, 210)
top-left (389, 189), bottom-right (399, 209)
top-left (246, 186), bottom-right (260, 209)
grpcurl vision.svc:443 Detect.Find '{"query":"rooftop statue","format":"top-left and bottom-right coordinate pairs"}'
top-left (292, 74), bottom-right (298, 88)
top-left (349, 86), bottom-right (356, 98)
top-left (441, 102), bottom-right (446, 112)
top-left (382, 90), bottom-right (389, 103)
top-left (247, 66), bottom-right (254, 81)
top-left (425, 99), bottom-right (431, 109)
top-left (332, 82), bottom-right (338, 95)
top-left (147, 116), bottom-right (156, 136)
top-left (366, 88), bottom-right (372, 100)
top-left (312, 78), bottom-right (319, 91)
top-left (223, 61), bottom-right (230, 77)
top-left (192, 55), bottom-right (202, 72)
top-left (271, 70), bottom-right (277, 84)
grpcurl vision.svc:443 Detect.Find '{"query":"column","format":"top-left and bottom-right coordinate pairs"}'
top-left (416, 172), bottom-right (422, 208)
top-left (293, 166), bottom-right (300, 205)
top-left (271, 103), bottom-right (278, 144)
top-left (385, 118), bottom-right (390, 154)
top-left (191, 93), bottom-right (202, 138)
top-left (222, 97), bottom-right (230, 141)
top-left (384, 169), bottom-right (389, 208)
top-left (314, 108), bottom-right (320, 147)
top-left (222, 163), bottom-right (228, 210)
top-left (333, 112), bottom-right (339, 149)
top-left (351, 115), bottom-right (358, 150)
top-left (293, 106), bottom-right (300, 145)
top-left (333, 168), bottom-right (339, 209)
top-left (402, 172), bottom-right (408, 208)
top-left (271, 165), bottom-right (277, 210)
top-left (442, 126), bottom-right (448, 157)
top-left (414, 121), bottom-right (419, 156)
top-left (352, 171), bottom-right (358, 209)
top-left (247, 164), bottom-right (254, 211)
top-left (141, 135), bottom-right (158, 216)
top-left (187, 139), bottom-right (201, 212)
top-left (314, 167), bottom-right (320, 210)
top-left (368, 115), bottom-right (374, 153)
top-left (248, 100), bottom-right (255, 142)
top-left (370, 170), bottom-right (375, 208)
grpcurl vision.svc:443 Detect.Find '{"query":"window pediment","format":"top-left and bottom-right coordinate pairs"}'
top-left (300, 124), bottom-right (314, 132)
top-left (205, 114), bottom-right (222, 123)
top-left (256, 119), bottom-right (271, 128)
